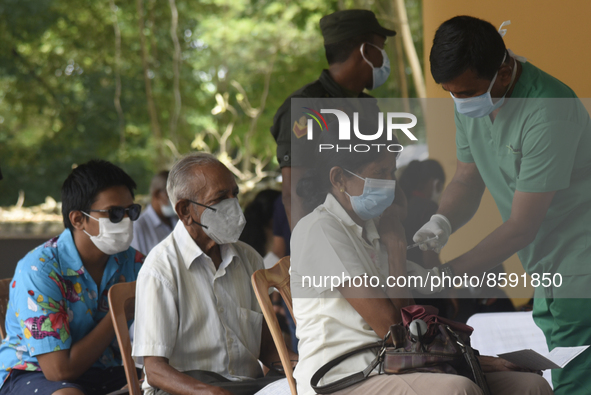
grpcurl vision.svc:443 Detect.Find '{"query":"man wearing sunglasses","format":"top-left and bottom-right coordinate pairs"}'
top-left (0, 160), bottom-right (145, 395)
top-left (133, 153), bottom-right (295, 395)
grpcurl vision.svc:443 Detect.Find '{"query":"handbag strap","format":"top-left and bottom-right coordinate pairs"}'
top-left (445, 325), bottom-right (492, 395)
top-left (310, 343), bottom-right (384, 394)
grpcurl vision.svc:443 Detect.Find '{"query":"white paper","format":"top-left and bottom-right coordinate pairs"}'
top-left (548, 346), bottom-right (589, 368)
top-left (498, 345), bottom-right (589, 370)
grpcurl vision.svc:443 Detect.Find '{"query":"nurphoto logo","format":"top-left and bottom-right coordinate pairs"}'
top-left (303, 108), bottom-right (418, 153)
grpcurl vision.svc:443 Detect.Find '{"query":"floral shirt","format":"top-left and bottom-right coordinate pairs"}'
top-left (0, 229), bottom-right (144, 387)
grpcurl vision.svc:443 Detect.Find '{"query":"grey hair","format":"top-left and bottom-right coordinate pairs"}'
top-left (167, 152), bottom-right (219, 206)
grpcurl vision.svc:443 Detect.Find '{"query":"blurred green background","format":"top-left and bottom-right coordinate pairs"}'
top-left (0, 0), bottom-right (423, 206)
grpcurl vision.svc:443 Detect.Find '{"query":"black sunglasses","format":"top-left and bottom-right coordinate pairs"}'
top-left (89, 204), bottom-right (142, 223)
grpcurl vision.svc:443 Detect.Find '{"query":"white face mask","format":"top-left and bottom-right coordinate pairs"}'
top-left (360, 42), bottom-right (391, 90)
top-left (160, 203), bottom-right (176, 218)
top-left (192, 198), bottom-right (246, 245)
top-left (82, 213), bottom-right (134, 255)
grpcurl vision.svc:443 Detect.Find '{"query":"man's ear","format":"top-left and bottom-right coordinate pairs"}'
top-left (176, 199), bottom-right (193, 226)
top-left (69, 210), bottom-right (86, 231)
top-left (498, 61), bottom-right (514, 87)
top-left (329, 166), bottom-right (346, 192)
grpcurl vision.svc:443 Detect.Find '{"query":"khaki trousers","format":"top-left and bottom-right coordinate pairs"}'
top-left (331, 371), bottom-right (553, 395)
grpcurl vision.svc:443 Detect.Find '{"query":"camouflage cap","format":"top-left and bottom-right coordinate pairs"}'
top-left (320, 9), bottom-right (396, 45)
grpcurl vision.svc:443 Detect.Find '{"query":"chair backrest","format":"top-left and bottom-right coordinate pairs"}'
top-left (251, 256), bottom-right (297, 395)
top-left (0, 278), bottom-right (12, 339)
top-left (108, 281), bottom-right (142, 395)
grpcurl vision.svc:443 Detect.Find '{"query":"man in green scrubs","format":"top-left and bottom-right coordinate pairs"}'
top-left (417, 16), bottom-right (591, 394)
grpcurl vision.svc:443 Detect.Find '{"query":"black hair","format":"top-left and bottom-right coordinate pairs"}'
top-left (297, 117), bottom-right (398, 212)
top-left (61, 159), bottom-right (137, 231)
top-left (325, 33), bottom-right (374, 65)
top-left (239, 189), bottom-right (282, 256)
top-left (399, 159), bottom-right (445, 198)
top-left (430, 16), bottom-right (508, 83)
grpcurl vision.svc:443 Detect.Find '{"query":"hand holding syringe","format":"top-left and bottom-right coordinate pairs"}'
top-left (407, 235), bottom-right (439, 250)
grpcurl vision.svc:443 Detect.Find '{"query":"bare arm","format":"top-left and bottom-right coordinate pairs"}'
top-left (437, 160), bottom-right (486, 232)
top-left (448, 190), bottom-right (555, 276)
top-left (340, 205), bottom-right (413, 339)
top-left (37, 289), bottom-right (134, 381)
top-left (37, 313), bottom-right (117, 381)
top-left (281, 166), bottom-right (308, 231)
top-left (258, 319), bottom-right (298, 370)
top-left (144, 356), bottom-right (232, 395)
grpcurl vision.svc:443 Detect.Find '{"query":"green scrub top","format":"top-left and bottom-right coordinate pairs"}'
top-left (455, 61), bottom-right (591, 289)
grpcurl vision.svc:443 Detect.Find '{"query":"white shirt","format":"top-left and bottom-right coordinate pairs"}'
top-left (290, 194), bottom-right (390, 395)
top-left (131, 204), bottom-right (178, 255)
top-left (132, 221), bottom-right (265, 392)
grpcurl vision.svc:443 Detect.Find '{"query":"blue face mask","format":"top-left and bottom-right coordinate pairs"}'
top-left (451, 54), bottom-right (517, 118)
top-left (344, 169), bottom-right (396, 221)
top-left (360, 43), bottom-right (391, 90)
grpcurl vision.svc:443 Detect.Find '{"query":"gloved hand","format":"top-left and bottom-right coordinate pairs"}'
top-left (413, 214), bottom-right (452, 253)
top-left (405, 260), bottom-right (444, 294)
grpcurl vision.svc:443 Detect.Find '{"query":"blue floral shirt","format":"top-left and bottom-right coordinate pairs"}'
top-left (0, 229), bottom-right (144, 387)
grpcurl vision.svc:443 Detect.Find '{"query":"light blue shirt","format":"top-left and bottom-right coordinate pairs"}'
top-left (131, 205), bottom-right (177, 255)
top-left (0, 229), bottom-right (144, 387)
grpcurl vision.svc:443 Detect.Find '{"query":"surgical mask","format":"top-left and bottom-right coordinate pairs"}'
top-left (191, 198), bottom-right (246, 245)
top-left (160, 203), bottom-right (176, 218)
top-left (82, 213), bottom-right (134, 255)
top-left (360, 43), bottom-right (390, 90)
top-left (344, 169), bottom-right (396, 221)
top-left (451, 53), bottom-right (517, 118)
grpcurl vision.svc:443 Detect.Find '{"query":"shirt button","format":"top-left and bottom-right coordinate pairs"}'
top-left (228, 337), bottom-right (233, 344)
top-left (218, 307), bottom-right (224, 313)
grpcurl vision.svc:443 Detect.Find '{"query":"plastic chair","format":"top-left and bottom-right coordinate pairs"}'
top-left (251, 256), bottom-right (297, 395)
top-left (0, 278), bottom-right (12, 339)
top-left (108, 281), bottom-right (142, 395)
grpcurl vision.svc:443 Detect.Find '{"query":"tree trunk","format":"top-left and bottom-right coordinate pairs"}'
top-left (136, 0), bottom-right (164, 166)
top-left (109, 0), bottom-right (125, 148)
top-left (168, 0), bottom-right (181, 146)
top-left (393, 0), bottom-right (426, 98)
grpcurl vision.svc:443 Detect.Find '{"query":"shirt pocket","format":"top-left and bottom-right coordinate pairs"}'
top-left (236, 307), bottom-right (263, 356)
top-left (497, 144), bottom-right (522, 186)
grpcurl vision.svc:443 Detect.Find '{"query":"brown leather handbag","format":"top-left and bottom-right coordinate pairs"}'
top-left (310, 305), bottom-right (491, 395)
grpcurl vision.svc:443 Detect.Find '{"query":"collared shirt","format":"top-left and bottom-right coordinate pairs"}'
top-left (290, 193), bottom-right (389, 395)
top-left (0, 229), bottom-right (144, 388)
top-left (270, 70), bottom-right (374, 168)
top-left (455, 60), bottom-right (591, 281)
top-left (131, 204), bottom-right (178, 256)
top-left (132, 221), bottom-right (265, 392)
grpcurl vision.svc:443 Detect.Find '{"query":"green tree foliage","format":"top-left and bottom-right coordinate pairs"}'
top-left (0, 0), bottom-right (422, 206)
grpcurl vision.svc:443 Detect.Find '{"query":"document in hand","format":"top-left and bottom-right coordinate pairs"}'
top-left (498, 346), bottom-right (589, 371)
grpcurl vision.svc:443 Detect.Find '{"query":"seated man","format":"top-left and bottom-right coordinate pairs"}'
top-left (133, 153), bottom-right (293, 395)
top-left (131, 170), bottom-right (178, 255)
top-left (0, 160), bottom-right (144, 395)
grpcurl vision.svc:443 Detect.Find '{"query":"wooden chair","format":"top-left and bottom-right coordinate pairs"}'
top-left (251, 256), bottom-right (297, 395)
top-left (108, 281), bottom-right (142, 395)
top-left (0, 278), bottom-right (12, 339)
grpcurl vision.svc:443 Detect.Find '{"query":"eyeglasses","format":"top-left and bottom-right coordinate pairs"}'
top-left (89, 204), bottom-right (142, 223)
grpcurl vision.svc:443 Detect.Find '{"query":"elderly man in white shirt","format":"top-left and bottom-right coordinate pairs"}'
top-left (131, 170), bottom-right (178, 255)
top-left (132, 153), bottom-right (293, 395)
